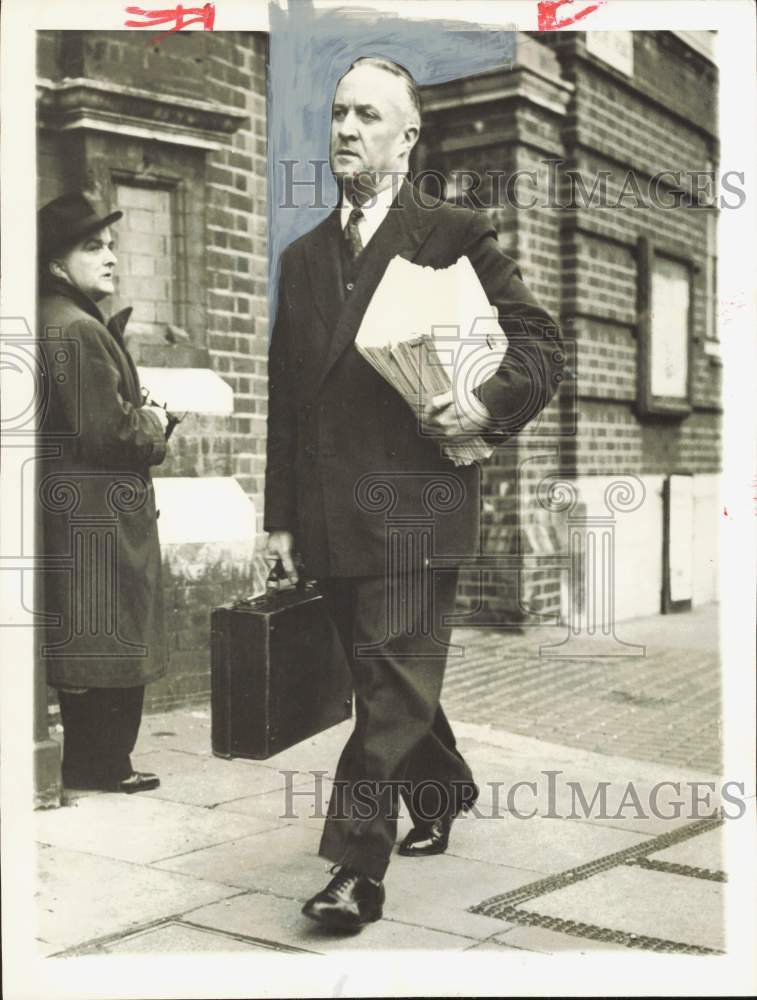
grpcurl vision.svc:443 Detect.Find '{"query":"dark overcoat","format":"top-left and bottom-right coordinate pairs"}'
top-left (265, 181), bottom-right (564, 578)
top-left (37, 278), bottom-right (168, 688)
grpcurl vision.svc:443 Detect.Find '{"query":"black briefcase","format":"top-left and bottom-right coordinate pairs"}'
top-left (210, 574), bottom-right (352, 760)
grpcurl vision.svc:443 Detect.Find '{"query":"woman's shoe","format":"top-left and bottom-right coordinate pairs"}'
top-left (111, 771), bottom-right (160, 793)
top-left (62, 770), bottom-right (160, 793)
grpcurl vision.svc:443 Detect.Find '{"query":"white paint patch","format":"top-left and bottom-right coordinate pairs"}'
top-left (138, 368), bottom-right (234, 415)
top-left (153, 477), bottom-right (255, 545)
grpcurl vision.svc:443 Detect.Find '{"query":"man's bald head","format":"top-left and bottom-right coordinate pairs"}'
top-left (330, 57), bottom-right (421, 197)
top-left (344, 57), bottom-right (421, 129)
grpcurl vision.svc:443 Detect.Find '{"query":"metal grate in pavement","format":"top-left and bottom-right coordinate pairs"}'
top-left (491, 907), bottom-right (722, 956)
top-left (470, 817), bottom-right (725, 952)
top-left (470, 816), bottom-right (723, 915)
top-left (626, 857), bottom-right (727, 883)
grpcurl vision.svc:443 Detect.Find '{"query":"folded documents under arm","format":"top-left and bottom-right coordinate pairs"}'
top-left (355, 255), bottom-right (509, 466)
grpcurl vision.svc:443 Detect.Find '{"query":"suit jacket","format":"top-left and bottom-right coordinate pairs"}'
top-left (265, 180), bottom-right (563, 578)
top-left (37, 278), bottom-right (168, 688)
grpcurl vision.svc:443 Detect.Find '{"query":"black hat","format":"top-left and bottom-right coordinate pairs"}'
top-left (38, 192), bottom-right (123, 262)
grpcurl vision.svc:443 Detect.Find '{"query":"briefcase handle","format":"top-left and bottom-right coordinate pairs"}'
top-left (265, 556), bottom-right (314, 592)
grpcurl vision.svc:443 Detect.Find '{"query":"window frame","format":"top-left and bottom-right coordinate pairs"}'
top-left (635, 236), bottom-right (695, 419)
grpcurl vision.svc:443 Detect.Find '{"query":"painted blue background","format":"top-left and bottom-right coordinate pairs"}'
top-left (267, 0), bottom-right (515, 316)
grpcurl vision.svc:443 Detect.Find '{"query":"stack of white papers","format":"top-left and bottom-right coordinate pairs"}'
top-left (355, 255), bottom-right (508, 465)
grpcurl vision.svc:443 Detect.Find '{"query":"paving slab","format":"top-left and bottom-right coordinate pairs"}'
top-left (138, 708), bottom-right (216, 757)
top-left (454, 721), bottom-right (720, 787)
top-left (36, 844), bottom-right (239, 954)
top-left (139, 711), bottom-right (354, 781)
top-left (215, 776), bottom-right (336, 829)
top-left (83, 920), bottom-right (277, 954)
top-left (518, 863), bottom-right (725, 951)
top-left (463, 939), bottom-right (520, 951)
top-left (238, 720), bottom-right (354, 775)
top-left (486, 924), bottom-right (622, 953)
top-left (383, 853), bottom-right (530, 939)
top-left (650, 827), bottom-right (725, 871)
top-left (443, 811), bottom-right (651, 874)
top-left (452, 724), bottom-right (722, 837)
top-left (129, 748), bottom-right (313, 809)
top-left (215, 780), bottom-right (419, 844)
top-left (35, 791), bottom-right (284, 865)
top-left (556, 788), bottom-right (717, 838)
top-left (183, 891), bottom-right (476, 953)
top-left (153, 824), bottom-right (327, 899)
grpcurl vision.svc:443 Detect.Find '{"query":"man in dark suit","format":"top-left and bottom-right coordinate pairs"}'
top-left (265, 57), bottom-right (563, 930)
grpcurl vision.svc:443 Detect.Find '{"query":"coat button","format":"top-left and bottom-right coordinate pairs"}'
top-left (346, 282), bottom-right (355, 291)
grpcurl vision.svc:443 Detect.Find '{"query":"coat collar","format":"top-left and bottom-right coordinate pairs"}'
top-left (40, 276), bottom-right (133, 342)
top-left (304, 179), bottom-right (438, 397)
top-left (41, 275), bottom-right (107, 326)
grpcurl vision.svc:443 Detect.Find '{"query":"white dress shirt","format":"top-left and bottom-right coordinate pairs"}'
top-left (340, 178), bottom-right (403, 249)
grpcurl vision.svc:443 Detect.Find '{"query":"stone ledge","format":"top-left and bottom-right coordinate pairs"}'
top-left (37, 77), bottom-right (248, 150)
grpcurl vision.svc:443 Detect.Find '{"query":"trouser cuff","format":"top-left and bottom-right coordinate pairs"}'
top-left (318, 844), bottom-right (389, 882)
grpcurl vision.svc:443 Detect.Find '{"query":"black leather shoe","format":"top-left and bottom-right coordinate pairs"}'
top-left (62, 771), bottom-right (160, 793)
top-left (398, 783), bottom-right (479, 857)
top-left (398, 815), bottom-right (453, 856)
top-left (110, 771), bottom-right (160, 794)
top-left (302, 867), bottom-right (384, 930)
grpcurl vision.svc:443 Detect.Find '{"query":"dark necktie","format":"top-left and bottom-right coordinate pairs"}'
top-left (344, 207), bottom-right (364, 260)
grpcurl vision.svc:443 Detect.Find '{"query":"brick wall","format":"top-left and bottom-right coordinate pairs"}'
top-left (552, 34), bottom-right (721, 484)
top-left (418, 31), bottom-right (720, 623)
top-left (37, 31), bottom-right (269, 711)
top-left (202, 34), bottom-right (269, 519)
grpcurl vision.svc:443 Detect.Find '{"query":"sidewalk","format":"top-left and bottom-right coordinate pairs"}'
top-left (35, 632), bottom-right (731, 957)
top-left (443, 603), bottom-right (722, 773)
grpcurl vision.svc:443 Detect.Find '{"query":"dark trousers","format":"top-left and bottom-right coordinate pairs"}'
top-left (57, 686), bottom-right (145, 787)
top-left (317, 569), bottom-right (474, 880)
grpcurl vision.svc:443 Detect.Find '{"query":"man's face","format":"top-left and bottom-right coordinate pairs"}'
top-left (53, 226), bottom-right (117, 302)
top-left (330, 65), bottom-right (419, 193)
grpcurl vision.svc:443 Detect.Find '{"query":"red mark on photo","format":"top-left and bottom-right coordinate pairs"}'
top-left (125, 3), bottom-right (216, 41)
top-left (538, 0), bottom-right (606, 31)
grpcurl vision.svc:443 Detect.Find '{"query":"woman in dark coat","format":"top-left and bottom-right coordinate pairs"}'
top-left (37, 192), bottom-right (169, 793)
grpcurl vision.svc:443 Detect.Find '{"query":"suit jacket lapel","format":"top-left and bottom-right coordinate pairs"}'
top-left (303, 209), bottom-right (344, 335)
top-left (311, 182), bottom-right (436, 396)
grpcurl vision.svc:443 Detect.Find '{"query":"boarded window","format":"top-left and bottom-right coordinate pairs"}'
top-left (650, 256), bottom-right (690, 400)
top-left (113, 183), bottom-right (176, 338)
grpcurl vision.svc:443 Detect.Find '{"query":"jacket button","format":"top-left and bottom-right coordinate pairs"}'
top-left (346, 282), bottom-right (354, 291)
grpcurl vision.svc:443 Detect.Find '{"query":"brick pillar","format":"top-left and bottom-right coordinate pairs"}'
top-left (418, 36), bottom-right (574, 624)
